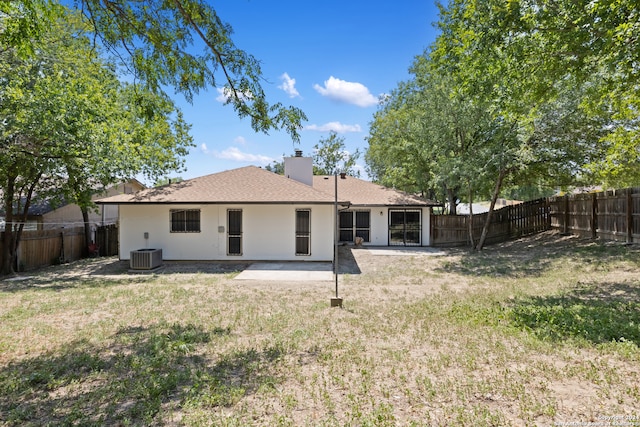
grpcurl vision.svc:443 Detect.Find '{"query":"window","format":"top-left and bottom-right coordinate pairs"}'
top-left (339, 210), bottom-right (370, 243)
top-left (339, 211), bottom-right (353, 242)
top-left (227, 209), bottom-right (242, 255)
top-left (170, 209), bottom-right (200, 232)
top-left (295, 209), bottom-right (311, 255)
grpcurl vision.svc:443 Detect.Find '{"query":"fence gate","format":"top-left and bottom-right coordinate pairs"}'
top-left (96, 224), bottom-right (118, 256)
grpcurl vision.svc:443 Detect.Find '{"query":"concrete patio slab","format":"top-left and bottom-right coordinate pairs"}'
top-left (234, 262), bottom-right (334, 281)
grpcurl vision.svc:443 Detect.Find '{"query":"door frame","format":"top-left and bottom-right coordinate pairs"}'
top-left (388, 209), bottom-right (422, 246)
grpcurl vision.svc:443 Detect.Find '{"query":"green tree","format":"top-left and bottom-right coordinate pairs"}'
top-left (366, 82), bottom-right (436, 198)
top-left (425, 0), bottom-right (632, 248)
top-left (265, 157), bottom-right (285, 175)
top-left (366, 57), bottom-right (499, 216)
top-left (1, 0), bottom-right (307, 142)
top-left (154, 176), bottom-right (184, 187)
top-left (368, 50), bottom-right (608, 248)
top-left (312, 132), bottom-right (360, 177)
top-left (1, 10), bottom-right (192, 274)
top-left (432, 0), bottom-right (640, 188)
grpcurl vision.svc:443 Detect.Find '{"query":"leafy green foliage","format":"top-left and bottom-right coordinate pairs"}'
top-left (265, 137), bottom-right (361, 177)
top-left (265, 157), bottom-right (285, 175)
top-left (367, 0), bottom-right (639, 247)
top-left (0, 8), bottom-right (193, 274)
top-left (6, 0), bottom-right (307, 142)
top-left (312, 131), bottom-right (361, 176)
top-left (153, 176), bottom-right (184, 187)
top-left (431, 0), bottom-right (640, 188)
top-left (366, 56), bottom-right (522, 216)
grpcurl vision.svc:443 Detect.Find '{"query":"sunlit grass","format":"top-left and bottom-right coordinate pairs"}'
top-left (0, 232), bottom-right (639, 425)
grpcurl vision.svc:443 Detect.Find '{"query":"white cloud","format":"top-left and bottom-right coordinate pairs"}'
top-left (201, 143), bottom-right (272, 164)
top-left (215, 87), bottom-right (252, 103)
top-left (305, 122), bottom-right (362, 133)
top-left (233, 136), bottom-right (247, 145)
top-left (278, 72), bottom-right (300, 98)
top-left (313, 76), bottom-right (379, 107)
top-left (213, 146), bottom-right (274, 165)
top-left (215, 88), bottom-right (230, 103)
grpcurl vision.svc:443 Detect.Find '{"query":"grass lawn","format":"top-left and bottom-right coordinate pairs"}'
top-left (0, 231), bottom-right (639, 426)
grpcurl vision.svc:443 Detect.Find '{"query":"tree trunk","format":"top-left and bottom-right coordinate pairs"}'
top-left (1, 173), bottom-right (41, 275)
top-left (446, 187), bottom-right (457, 215)
top-left (1, 226), bottom-right (15, 276)
top-left (12, 178), bottom-right (39, 272)
top-left (475, 168), bottom-right (508, 250)
top-left (1, 176), bottom-right (16, 276)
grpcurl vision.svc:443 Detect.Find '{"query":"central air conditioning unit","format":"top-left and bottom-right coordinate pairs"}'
top-left (130, 248), bottom-right (163, 270)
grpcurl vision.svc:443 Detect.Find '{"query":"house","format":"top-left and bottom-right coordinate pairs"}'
top-left (0, 180), bottom-right (145, 232)
top-left (96, 154), bottom-right (439, 262)
top-left (313, 174), bottom-right (437, 247)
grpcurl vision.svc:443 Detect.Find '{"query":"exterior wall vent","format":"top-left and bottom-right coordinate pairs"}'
top-left (130, 248), bottom-right (163, 270)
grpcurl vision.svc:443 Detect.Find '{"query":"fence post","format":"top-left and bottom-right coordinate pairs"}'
top-left (562, 195), bottom-right (570, 235)
top-left (591, 193), bottom-right (598, 240)
top-left (545, 198), bottom-right (551, 230)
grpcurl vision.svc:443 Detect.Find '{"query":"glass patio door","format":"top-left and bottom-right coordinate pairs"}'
top-left (389, 209), bottom-right (421, 246)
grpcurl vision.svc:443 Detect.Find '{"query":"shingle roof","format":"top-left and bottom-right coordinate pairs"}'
top-left (96, 166), bottom-right (338, 204)
top-left (312, 175), bottom-right (439, 207)
top-left (96, 167), bottom-right (440, 207)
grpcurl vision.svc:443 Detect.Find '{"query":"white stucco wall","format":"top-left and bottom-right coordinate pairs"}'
top-left (423, 207), bottom-right (431, 246)
top-left (369, 207), bottom-right (389, 246)
top-left (118, 204), bottom-right (334, 261)
top-left (352, 206), bottom-right (431, 246)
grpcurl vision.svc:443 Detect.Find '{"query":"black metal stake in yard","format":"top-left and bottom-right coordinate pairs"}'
top-left (331, 173), bottom-right (343, 308)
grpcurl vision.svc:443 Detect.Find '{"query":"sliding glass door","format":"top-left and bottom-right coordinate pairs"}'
top-left (389, 209), bottom-right (421, 246)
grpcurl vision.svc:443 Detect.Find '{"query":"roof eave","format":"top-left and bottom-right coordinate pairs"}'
top-left (95, 200), bottom-right (344, 205)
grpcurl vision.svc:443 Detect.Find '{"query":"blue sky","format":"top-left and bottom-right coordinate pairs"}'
top-left (171, 1), bottom-right (441, 182)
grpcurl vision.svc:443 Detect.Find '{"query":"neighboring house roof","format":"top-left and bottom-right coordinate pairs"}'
top-left (0, 196), bottom-right (63, 217)
top-left (0, 178), bottom-right (146, 218)
top-left (21, 197), bottom-right (61, 216)
top-left (96, 166), bottom-right (340, 205)
top-left (312, 175), bottom-right (440, 207)
top-left (0, 179), bottom-right (146, 216)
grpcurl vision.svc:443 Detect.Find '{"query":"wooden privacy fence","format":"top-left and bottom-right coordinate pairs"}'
top-left (548, 188), bottom-right (640, 243)
top-left (96, 224), bottom-right (118, 256)
top-left (0, 226), bottom-right (85, 272)
top-left (431, 198), bottom-right (550, 247)
top-left (0, 224), bottom-right (119, 272)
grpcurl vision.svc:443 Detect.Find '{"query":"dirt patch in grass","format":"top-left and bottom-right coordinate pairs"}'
top-left (1, 231), bottom-right (639, 426)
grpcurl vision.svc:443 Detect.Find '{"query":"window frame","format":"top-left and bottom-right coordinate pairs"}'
top-left (339, 210), bottom-right (371, 243)
top-left (295, 209), bottom-right (311, 256)
top-left (227, 209), bottom-right (243, 256)
top-left (170, 209), bottom-right (201, 233)
top-left (388, 208), bottom-right (422, 246)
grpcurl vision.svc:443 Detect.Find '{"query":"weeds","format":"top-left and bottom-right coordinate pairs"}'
top-left (0, 232), bottom-right (639, 425)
